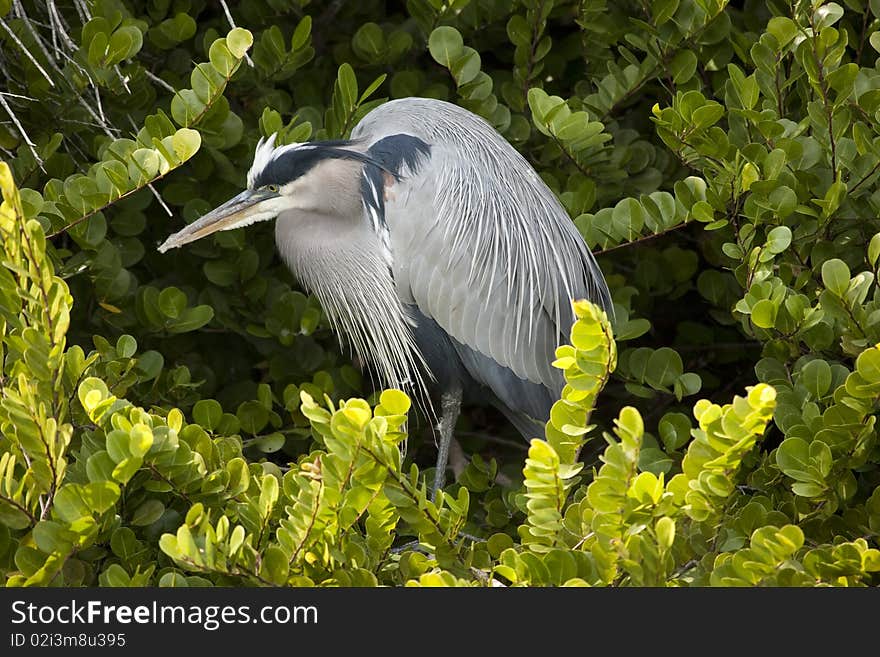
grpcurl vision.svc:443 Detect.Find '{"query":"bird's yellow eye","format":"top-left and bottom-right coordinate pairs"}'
top-left (266, 184), bottom-right (279, 193)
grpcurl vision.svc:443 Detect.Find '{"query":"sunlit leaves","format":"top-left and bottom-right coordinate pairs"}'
top-left (170, 28), bottom-right (254, 130)
top-left (0, 164), bottom-right (73, 535)
top-left (673, 384), bottom-right (776, 522)
top-left (520, 439), bottom-right (582, 553)
top-left (547, 300), bottom-right (616, 462)
top-left (3, 0), bottom-right (880, 591)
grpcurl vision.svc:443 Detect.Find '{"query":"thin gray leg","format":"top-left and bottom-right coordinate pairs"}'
top-left (432, 385), bottom-right (462, 501)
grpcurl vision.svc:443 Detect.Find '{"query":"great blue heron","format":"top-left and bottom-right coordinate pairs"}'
top-left (159, 97), bottom-right (612, 495)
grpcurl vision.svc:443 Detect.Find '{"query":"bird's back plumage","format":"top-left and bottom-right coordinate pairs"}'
top-left (351, 98), bottom-right (611, 434)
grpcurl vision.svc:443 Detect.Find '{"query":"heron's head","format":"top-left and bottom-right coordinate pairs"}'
top-left (158, 134), bottom-right (380, 253)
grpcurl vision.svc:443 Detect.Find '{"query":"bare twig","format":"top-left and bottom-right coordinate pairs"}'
top-left (145, 69), bottom-right (176, 94)
top-left (73, 0), bottom-right (90, 23)
top-left (47, 0), bottom-right (77, 52)
top-left (114, 64), bottom-right (131, 94)
top-left (149, 183), bottom-right (173, 216)
top-left (76, 94), bottom-right (115, 138)
top-left (0, 91), bottom-right (36, 101)
top-left (0, 93), bottom-right (44, 170)
top-left (54, 45), bottom-right (89, 79)
top-left (0, 17), bottom-right (55, 87)
top-left (94, 86), bottom-right (107, 125)
top-left (11, 0), bottom-right (64, 76)
top-left (595, 221), bottom-right (690, 255)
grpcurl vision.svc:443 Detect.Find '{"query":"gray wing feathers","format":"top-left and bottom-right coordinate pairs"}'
top-left (353, 98), bottom-right (611, 414)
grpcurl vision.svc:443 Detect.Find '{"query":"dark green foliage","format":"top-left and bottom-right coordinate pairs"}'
top-left (1, 0), bottom-right (880, 586)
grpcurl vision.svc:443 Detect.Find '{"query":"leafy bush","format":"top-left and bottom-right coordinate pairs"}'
top-left (1, 0), bottom-right (880, 586)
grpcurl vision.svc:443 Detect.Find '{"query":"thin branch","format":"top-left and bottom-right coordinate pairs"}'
top-left (850, 160), bottom-right (880, 194)
top-left (94, 85), bottom-right (107, 126)
top-left (72, 0), bottom-right (90, 23)
top-left (113, 64), bottom-right (131, 94)
top-left (46, 0), bottom-right (76, 52)
top-left (0, 17), bottom-right (55, 87)
top-left (807, 13), bottom-right (837, 178)
top-left (547, 130), bottom-right (595, 179)
top-left (10, 0), bottom-right (64, 78)
top-left (0, 493), bottom-right (38, 525)
top-left (595, 221), bottom-right (690, 255)
top-left (75, 94), bottom-right (116, 138)
top-left (454, 430), bottom-right (529, 451)
top-left (0, 91), bottom-right (36, 101)
top-left (147, 463), bottom-right (191, 504)
top-left (0, 93), bottom-right (44, 170)
top-left (144, 69), bottom-right (176, 94)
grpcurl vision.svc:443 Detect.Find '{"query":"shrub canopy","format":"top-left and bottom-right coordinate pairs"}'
top-left (1, 0), bottom-right (880, 586)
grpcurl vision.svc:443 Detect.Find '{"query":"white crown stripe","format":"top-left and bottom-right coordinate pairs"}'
top-left (246, 132), bottom-right (315, 188)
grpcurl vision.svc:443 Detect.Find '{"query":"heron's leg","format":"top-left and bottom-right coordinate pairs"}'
top-left (432, 385), bottom-right (462, 501)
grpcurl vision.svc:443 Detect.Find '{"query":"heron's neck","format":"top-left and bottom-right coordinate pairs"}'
top-left (275, 212), bottom-right (430, 403)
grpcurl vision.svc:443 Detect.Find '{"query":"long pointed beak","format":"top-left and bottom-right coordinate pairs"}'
top-left (158, 189), bottom-right (280, 253)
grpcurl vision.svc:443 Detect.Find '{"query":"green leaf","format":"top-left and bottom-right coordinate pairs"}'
top-left (260, 545), bottom-right (289, 585)
top-left (52, 486), bottom-right (91, 523)
top-left (338, 63), bottom-right (358, 110)
top-left (869, 234), bottom-right (880, 267)
top-left (645, 348), bottom-right (683, 389)
top-left (751, 299), bottom-right (777, 329)
top-left (800, 360), bottom-right (832, 398)
top-left (106, 26), bottom-right (143, 66)
top-left (255, 432), bottom-right (285, 453)
top-left (226, 27), bottom-right (254, 58)
top-left (378, 389), bottom-right (411, 415)
top-left (814, 2), bottom-right (843, 29)
top-left (193, 399), bottom-right (223, 431)
top-left (125, 424), bottom-right (152, 457)
top-left (167, 305), bottom-right (213, 333)
top-left (237, 400), bottom-right (269, 434)
top-left (100, 563), bottom-right (132, 587)
top-left (428, 26), bottom-right (464, 68)
top-left (353, 22), bottom-right (384, 57)
top-left (0, 503), bottom-right (31, 530)
top-left (116, 334), bottom-right (137, 358)
top-left (767, 17), bottom-right (798, 47)
top-left (765, 226), bottom-right (791, 254)
top-left (674, 372), bottom-right (702, 400)
top-left (158, 287), bottom-right (186, 318)
top-left (507, 15), bottom-right (531, 46)
top-left (33, 520), bottom-right (75, 553)
top-left (670, 50), bottom-right (697, 84)
top-left (172, 128), bottom-right (201, 161)
top-left (652, 0), bottom-right (680, 25)
top-left (259, 474), bottom-right (279, 519)
top-left (659, 413), bottom-right (691, 451)
top-left (776, 438), bottom-right (814, 482)
top-left (131, 500), bottom-right (165, 526)
top-left (82, 481), bottom-right (120, 514)
top-left (821, 259), bottom-right (850, 297)
top-left (656, 516), bottom-right (675, 550)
